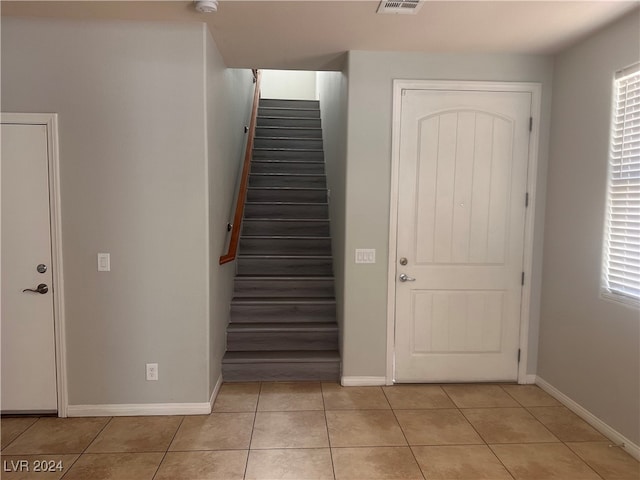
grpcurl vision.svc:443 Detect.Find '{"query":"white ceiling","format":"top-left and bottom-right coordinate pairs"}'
top-left (2, 1), bottom-right (638, 70)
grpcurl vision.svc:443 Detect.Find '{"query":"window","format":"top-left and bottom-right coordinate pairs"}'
top-left (602, 63), bottom-right (640, 306)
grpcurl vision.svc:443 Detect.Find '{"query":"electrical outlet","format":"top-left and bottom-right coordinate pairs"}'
top-left (146, 363), bottom-right (158, 381)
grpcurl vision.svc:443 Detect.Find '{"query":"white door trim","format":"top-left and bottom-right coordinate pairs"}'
top-left (2, 113), bottom-right (68, 416)
top-left (386, 80), bottom-right (542, 385)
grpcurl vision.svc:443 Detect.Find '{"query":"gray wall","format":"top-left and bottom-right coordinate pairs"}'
top-left (1, 17), bottom-right (252, 406)
top-left (205, 33), bottom-right (254, 395)
top-left (261, 70), bottom-right (318, 100)
top-left (343, 51), bottom-right (554, 378)
top-left (538, 10), bottom-right (640, 445)
top-left (317, 69), bottom-right (350, 364)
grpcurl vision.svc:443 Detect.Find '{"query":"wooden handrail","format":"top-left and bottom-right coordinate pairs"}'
top-left (220, 70), bottom-right (261, 265)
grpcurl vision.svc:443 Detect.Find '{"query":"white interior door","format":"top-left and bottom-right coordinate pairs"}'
top-left (394, 88), bottom-right (531, 382)
top-left (1, 121), bottom-right (58, 412)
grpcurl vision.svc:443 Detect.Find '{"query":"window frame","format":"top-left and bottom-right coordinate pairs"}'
top-left (601, 63), bottom-right (640, 308)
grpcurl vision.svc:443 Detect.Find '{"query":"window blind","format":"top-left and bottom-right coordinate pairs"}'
top-left (603, 64), bottom-right (640, 304)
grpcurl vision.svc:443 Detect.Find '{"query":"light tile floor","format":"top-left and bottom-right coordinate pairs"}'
top-left (1, 383), bottom-right (638, 479)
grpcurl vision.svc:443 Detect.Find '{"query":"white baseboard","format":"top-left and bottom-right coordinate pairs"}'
top-left (67, 402), bottom-right (212, 417)
top-left (68, 375), bottom-right (225, 418)
top-left (536, 376), bottom-right (640, 461)
top-left (519, 374), bottom-right (537, 385)
top-left (341, 376), bottom-right (387, 386)
top-left (209, 374), bottom-right (223, 411)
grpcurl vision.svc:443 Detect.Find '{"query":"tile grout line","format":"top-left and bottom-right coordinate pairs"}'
top-left (54, 455), bottom-right (81, 480)
top-left (498, 384), bottom-right (525, 406)
top-left (243, 446), bottom-right (337, 451)
top-left (242, 381), bottom-right (263, 480)
top-left (459, 409), bottom-right (530, 480)
top-left (563, 443), bottom-right (608, 480)
top-left (509, 387), bottom-right (613, 479)
top-left (326, 443), bottom-right (512, 449)
top-left (487, 442), bottom-right (607, 480)
top-left (150, 414), bottom-right (187, 480)
top-left (484, 444), bottom-right (518, 480)
top-left (1, 416), bottom-right (81, 480)
top-left (59, 416), bottom-right (113, 479)
top-left (495, 385), bottom-right (601, 479)
top-left (447, 394), bottom-right (519, 479)
top-left (320, 382), bottom-right (338, 480)
top-left (0, 416), bottom-right (40, 452)
top-left (439, 385), bottom-right (460, 409)
top-left (379, 386), bottom-right (393, 410)
top-left (382, 387), bottom-right (427, 480)
top-left (523, 404), bottom-right (609, 444)
top-left (438, 385), bottom-right (501, 459)
top-left (452, 385), bottom-right (561, 447)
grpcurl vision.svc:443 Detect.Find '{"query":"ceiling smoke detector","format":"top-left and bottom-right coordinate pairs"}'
top-left (377, 0), bottom-right (424, 15)
top-left (195, 0), bottom-right (218, 13)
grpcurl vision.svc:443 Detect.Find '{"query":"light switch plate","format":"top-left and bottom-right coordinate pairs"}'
top-left (355, 248), bottom-right (376, 264)
top-left (97, 253), bottom-right (110, 272)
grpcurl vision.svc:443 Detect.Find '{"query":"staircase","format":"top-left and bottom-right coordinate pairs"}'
top-left (221, 98), bottom-right (341, 382)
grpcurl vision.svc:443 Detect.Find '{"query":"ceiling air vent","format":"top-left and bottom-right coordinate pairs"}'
top-left (376, 0), bottom-right (424, 15)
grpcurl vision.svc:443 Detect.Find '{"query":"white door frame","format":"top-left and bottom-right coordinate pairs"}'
top-left (2, 113), bottom-right (68, 416)
top-left (386, 80), bottom-right (542, 385)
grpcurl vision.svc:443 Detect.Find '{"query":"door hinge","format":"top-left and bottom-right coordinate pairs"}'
top-left (517, 349), bottom-right (521, 363)
top-left (521, 272), bottom-right (525, 285)
top-left (525, 192), bottom-right (529, 207)
top-left (529, 117), bottom-right (533, 132)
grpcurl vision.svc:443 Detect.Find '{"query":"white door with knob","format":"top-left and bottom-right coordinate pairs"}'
top-left (1, 119), bottom-right (58, 412)
top-left (394, 86), bottom-right (532, 382)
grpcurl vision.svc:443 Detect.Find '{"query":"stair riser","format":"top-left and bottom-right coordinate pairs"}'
top-left (255, 127), bottom-right (322, 138)
top-left (237, 258), bottom-right (333, 276)
top-left (242, 220), bottom-right (330, 237)
top-left (258, 107), bottom-right (320, 118)
top-left (257, 117), bottom-right (321, 128)
top-left (251, 161), bottom-right (325, 174)
top-left (249, 175), bottom-right (326, 188)
top-left (231, 303), bottom-right (336, 323)
top-left (254, 138), bottom-right (323, 149)
top-left (234, 278), bottom-right (334, 297)
top-left (247, 189), bottom-right (327, 203)
top-left (227, 332), bottom-right (338, 351)
top-left (222, 361), bottom-right (340, 382)
top-left (244, 204), bottom-right (328, 219)
top-left (260, 99), bottom-right (320, 109)
top-left (239, 238), bottom-right (331, 255)
top-left (253, 149), bottom-right (324, 161)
